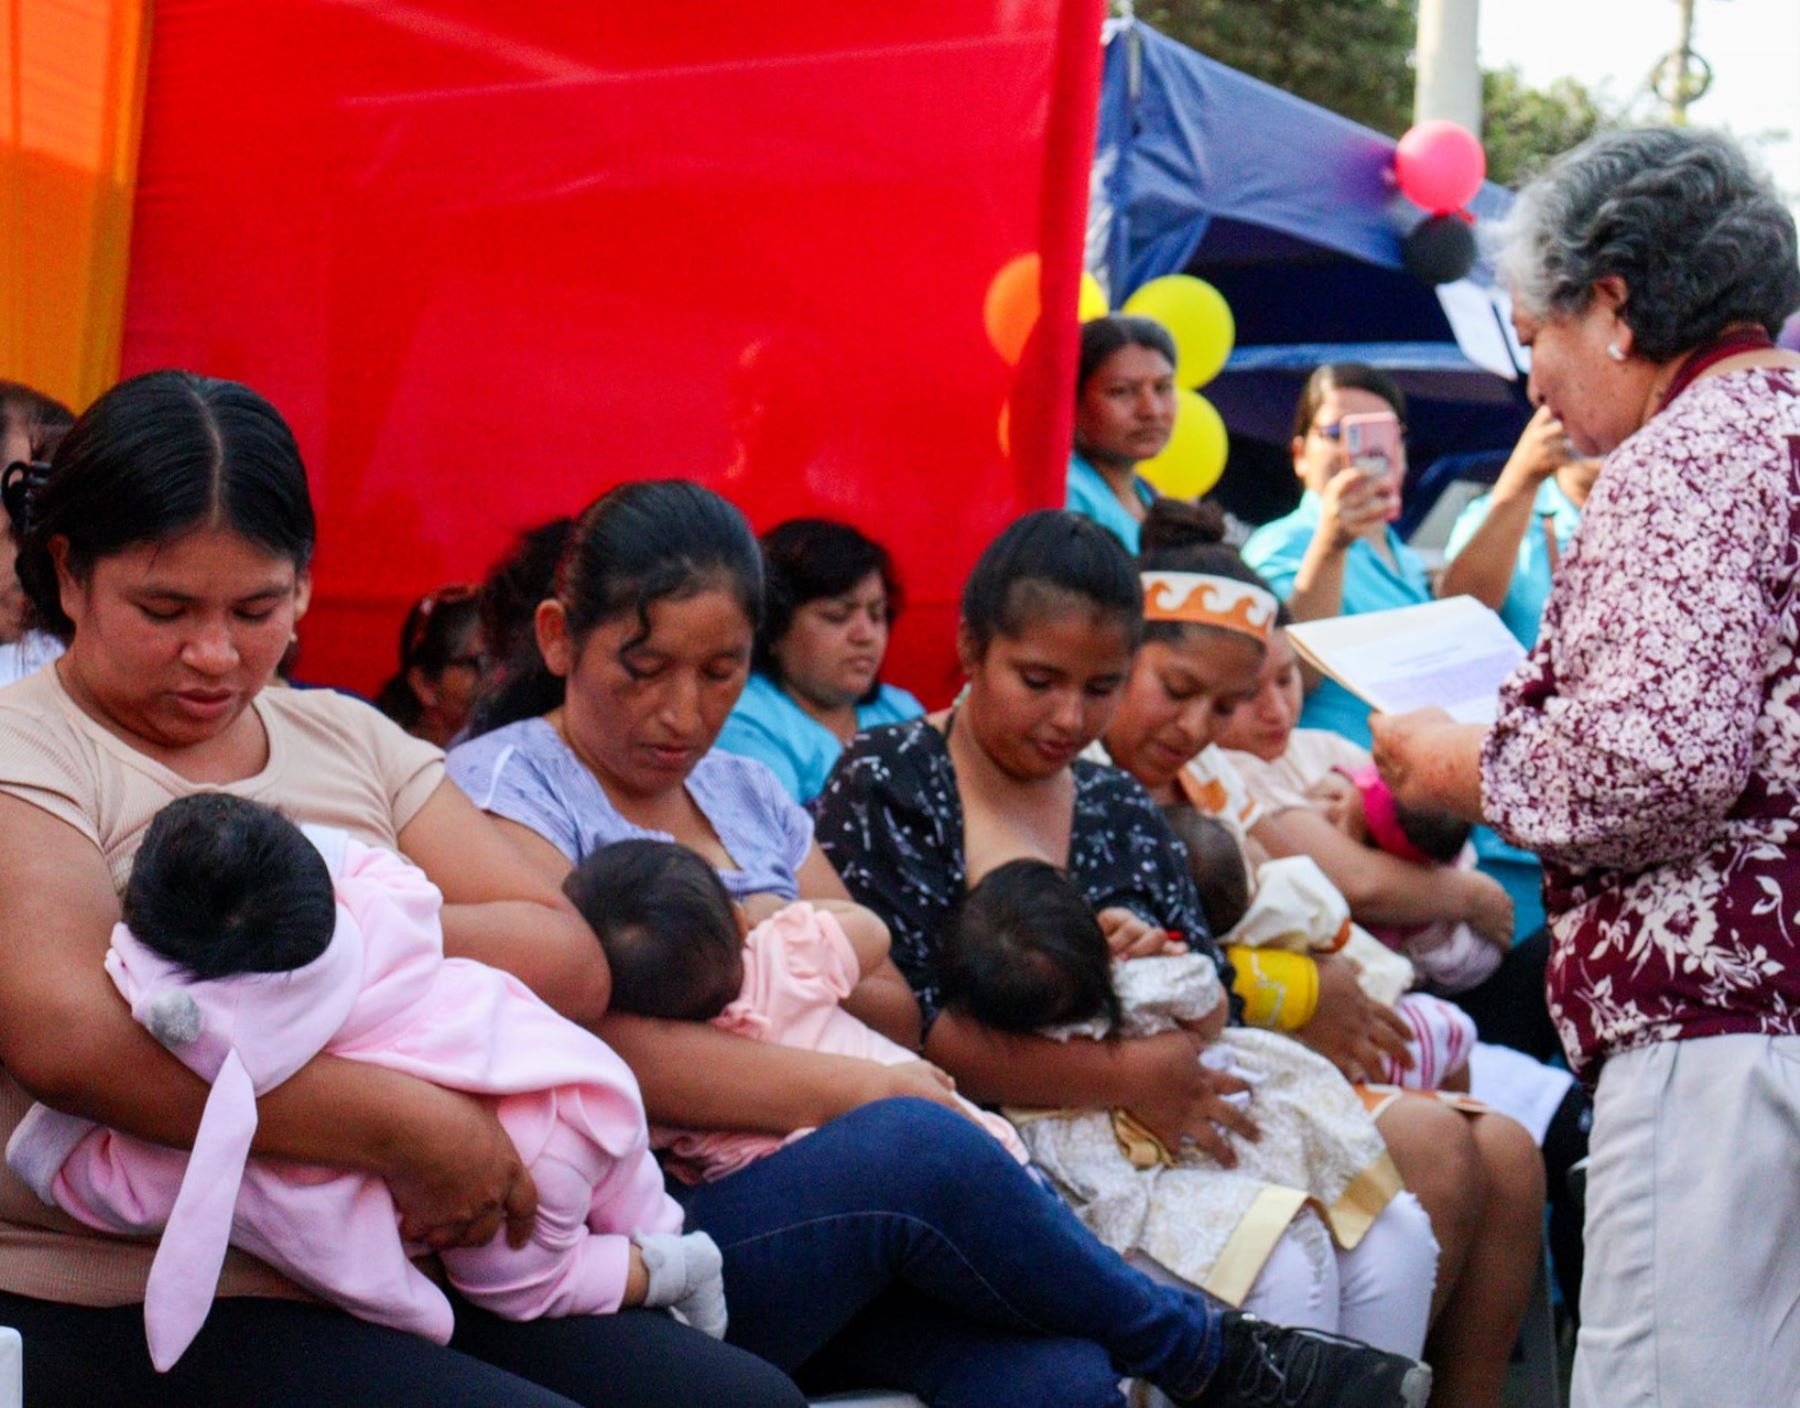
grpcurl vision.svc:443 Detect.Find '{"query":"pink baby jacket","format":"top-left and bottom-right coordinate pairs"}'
top-left (653, 903), bottom-right (1026, 1183)
top-left (6, 827), bottom-right (679, 1370)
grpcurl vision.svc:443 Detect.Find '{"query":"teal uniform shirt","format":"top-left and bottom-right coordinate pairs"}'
top-left (1444, 477), bottom-right (1582, 649)
top-left (715, 670), bottom-right (926, 803)
top-left (1242, 490), bottom-right (1432, 749)
top-left (1066, 452), bottom-right (1155, 554)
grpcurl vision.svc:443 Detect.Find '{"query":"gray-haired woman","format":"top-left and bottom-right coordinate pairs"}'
top-left (1369, 128), bottom-right (1800, 1407)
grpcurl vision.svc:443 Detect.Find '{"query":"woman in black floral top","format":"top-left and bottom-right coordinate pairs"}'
top-left (817, 510), bottom-right (1441, 1357)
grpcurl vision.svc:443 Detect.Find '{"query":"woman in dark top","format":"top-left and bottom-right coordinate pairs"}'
top-left (816, 510), bottom-right (1438, 1355)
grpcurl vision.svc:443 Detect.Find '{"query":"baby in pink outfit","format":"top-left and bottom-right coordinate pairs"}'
top-left (562, 840), bottom-right (1026, 1183)
top-left (5, 795), bottom-right (724, 1372)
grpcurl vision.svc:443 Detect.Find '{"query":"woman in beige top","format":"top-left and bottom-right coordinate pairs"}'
top-left (0, 371), bottom-right (803, 1406)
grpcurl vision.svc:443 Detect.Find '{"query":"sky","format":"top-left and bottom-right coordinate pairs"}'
top-left (1478, 0), bottom-right (1800, 220)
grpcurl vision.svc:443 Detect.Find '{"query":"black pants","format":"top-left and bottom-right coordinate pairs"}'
top-left (1447, 928), bottom-right (1562, 1063)
top-left (0, 1289), bottom-right (805, 1408)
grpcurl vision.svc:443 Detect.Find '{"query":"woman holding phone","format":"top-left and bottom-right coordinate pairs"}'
top-left (1241, 364), bottom-right (1429, 747)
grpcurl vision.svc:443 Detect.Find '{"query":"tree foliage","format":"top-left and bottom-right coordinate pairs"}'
top-left (1481, 66), bottom-right (1611, 187)
top-left (1132, 0), bottom-right (1419, 136)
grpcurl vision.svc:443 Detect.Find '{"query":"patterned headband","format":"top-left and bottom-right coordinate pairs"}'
top-left (1140, 571), bottom-right (1278, 646)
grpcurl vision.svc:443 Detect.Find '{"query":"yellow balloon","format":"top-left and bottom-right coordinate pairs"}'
top-left (1078, 271), bottom-right (1108, 322)
top-left (1123, 275), bottom-right (1235, 389)
top-left (1138, 390), bottom-right (1228, 500)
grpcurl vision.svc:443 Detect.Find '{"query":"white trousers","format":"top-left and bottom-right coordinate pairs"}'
top-left (1572, 1033), bottom-right (1800, 1408)
top-left (1133, 1190), bottom-right (1437, 1358)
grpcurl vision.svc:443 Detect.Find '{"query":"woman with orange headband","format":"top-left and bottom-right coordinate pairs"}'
top-left (1098, 501), bottom-right (1546, 1408)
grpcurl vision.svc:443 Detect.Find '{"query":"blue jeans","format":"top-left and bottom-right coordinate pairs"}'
top-left (677, 1098), bottom-right (1223, 1408)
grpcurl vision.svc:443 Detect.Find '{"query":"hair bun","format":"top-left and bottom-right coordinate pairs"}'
top-left (1, 459), bottom-right (48, 535)
top-left (1139, 497), bottom-right (1226, 553)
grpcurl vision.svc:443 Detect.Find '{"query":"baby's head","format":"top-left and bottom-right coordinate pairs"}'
top-left (1160, 805), bottom-right (1250, 936)
top-left (938, 859), bottom-right (1121, 1036)
top-left (563, 839), bottom-right (746, 1021)
top-left (125, 794), bottom-right (337, 980)
top-left (1319, 765), bottom-right (1470, 865)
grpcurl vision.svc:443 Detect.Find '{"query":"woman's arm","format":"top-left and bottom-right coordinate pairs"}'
top-left (1438, 406), bottom-right (1567, 610)
top-left (1251, 801), bottom-right (1502, 936)
top-left (923, 1011), bottom-right (1257, 1167)
top-left (398, 780), bottom-right (611, 1023)
top-left (597, 1012), bottom-right (962, 1132)
top-left (1285, 467), bottom-right (1392, 624)
top-left (0, 796), bottom-right (537, 1250)
top-left (1367, 713), bottom-right (1490, 825)
top-left (792, 844), bottom-right (922, 1050)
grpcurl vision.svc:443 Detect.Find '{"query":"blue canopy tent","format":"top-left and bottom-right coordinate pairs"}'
top-left (1091, 19), bottom-right (1532, 533)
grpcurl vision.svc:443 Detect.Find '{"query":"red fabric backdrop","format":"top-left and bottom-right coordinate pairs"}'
top-left (119, 2), bottom-right (1105, 702)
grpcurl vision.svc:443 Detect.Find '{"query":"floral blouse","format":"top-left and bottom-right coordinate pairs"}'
top-left (1482, 369), bottom-right (1800, 1080)
top-left (814, 715), bottom-right (1218, 1028)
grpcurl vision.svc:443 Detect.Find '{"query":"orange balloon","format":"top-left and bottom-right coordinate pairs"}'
top-left (983, 254), bottom-right (1042, 365)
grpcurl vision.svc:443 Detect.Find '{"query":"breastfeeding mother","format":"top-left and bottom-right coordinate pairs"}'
top-left (814, 510), bottom-right (1439, 1360)
top-left (1097, 501), bottom-right (1544, 1408)
top-left (447, 481), bottom-right (1420, 1408)
top-left (0, 372), bottom-right (803, 1407)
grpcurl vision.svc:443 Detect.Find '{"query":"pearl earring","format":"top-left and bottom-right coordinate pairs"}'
top-left (1607, 342), bottom-right (1627, 362)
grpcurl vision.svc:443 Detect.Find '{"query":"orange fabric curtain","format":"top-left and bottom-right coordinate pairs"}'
top-left (1, 0), bottom-right (150, 410)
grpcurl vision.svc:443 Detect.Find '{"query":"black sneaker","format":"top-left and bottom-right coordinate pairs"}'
top-left (1183, 1311), bottom-right (1432, 1407)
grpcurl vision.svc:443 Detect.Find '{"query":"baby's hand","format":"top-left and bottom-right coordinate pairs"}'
top-left (1098, 907), bottom-right (1172, 960)
top-left (1305, 772), bottom-right (1364, 839)
top-left (1178, 996), bottom-right (1229, 1043)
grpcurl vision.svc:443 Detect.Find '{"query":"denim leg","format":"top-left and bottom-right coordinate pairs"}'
top-left (677, 1097), bottom-right (1221, 1399)
top-left (803, 1286), bottom-right (1128, 1408)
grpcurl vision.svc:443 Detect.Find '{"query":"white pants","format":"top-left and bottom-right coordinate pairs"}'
top-left (1572, 1033), bottom-right (1800, 1408)
top-left (1132, 1191), bottom-right (1437, 1357)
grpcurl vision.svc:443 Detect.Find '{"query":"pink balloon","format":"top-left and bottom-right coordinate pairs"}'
top-left (1395, 120), bottom-right (1486, 214)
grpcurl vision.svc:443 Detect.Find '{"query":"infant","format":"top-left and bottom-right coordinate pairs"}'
top-left (7, 795), bottom-right (723, 1371)
top-left (563, 838), bottom-right (1026, 1181)
top-left (1304, 765), bottom-right (1503, 993)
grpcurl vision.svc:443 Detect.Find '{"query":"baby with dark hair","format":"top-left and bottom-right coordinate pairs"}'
top-left (1305, 765), bottom-right (1502, 994)
top-left (938, 859), bottom-right (1403, 1307)
top-left (564, 839), bottom-right (1026, 1180)
top-left (7, 794), bottom-right (724, 1371)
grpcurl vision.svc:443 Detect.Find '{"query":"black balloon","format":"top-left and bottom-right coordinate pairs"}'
top-left (1402, 214), bottom-right (1477, 285)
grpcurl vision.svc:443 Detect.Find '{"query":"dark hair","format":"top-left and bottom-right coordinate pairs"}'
top-left (1161, 805), bottom-right (1251, 936)
top-left (373, 586), bottom-right (483, 729)
top-left (563, 839), bottom-right (744, 1021)
top-left (1288, 363), bottom-right (1407, 444)
top-left (124, 794), bottom-right (337, 981)
top-left (755, 519), bottom-right (903, 695)
top-left (1, 370), bottom-right (315, 643)
top-left (0, 381), bottom-right (75, 467)
top-left (1136, 500), bottom-right (1289, 644)
top-left (478, 517), bottom-right (575, 673)
top-left (1503, 128), bottom-right (1800, 361)
top-left (1394, 802), bottom-right (1473, 865)
top-left (1077, 315), bottom-right (1178, 396)
top-left (938, 859), bottom-right (1121, 1036)
top-left (469, 480), bottom-right (763, 736)
top-left (960, 509), bottom-right (1143, 655)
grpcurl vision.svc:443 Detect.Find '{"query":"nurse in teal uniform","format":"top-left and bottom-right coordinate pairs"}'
top-left (1064, 315), bottom-right (1177, 553)
top-left (1242, 364), bottom-right (1430, 749)
top-left (715, 518), bottom-right (923, 803)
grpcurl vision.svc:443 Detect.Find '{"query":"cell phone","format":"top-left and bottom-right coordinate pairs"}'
top-left (1340, 411), bottom-right (1404, 521)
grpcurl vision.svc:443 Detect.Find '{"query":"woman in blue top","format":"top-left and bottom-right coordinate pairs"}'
top-left (1439, 404), bottom-right (1601, 650)
top-left (448, 479), bottom-right (1430, 1408)
top-left (714, 519), bottom-right (922, 803)
top-left (1241, 365), bottom-right (1431, 748)
top-left (1065, 315), bottom-right (1175, 553)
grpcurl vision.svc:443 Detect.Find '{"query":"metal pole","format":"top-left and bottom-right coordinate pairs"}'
top-left (1414, 0), bottom-right (1483, 134)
